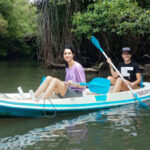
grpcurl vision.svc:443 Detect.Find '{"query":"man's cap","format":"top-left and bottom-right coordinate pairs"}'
top-left (122, 47), bottom-right (132, 53)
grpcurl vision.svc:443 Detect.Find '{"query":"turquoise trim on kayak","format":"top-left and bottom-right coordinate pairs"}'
top-left (0, 95), bottom-right (149, 117)
top-left (0, 98), bottom-right (139, 108)
top-left (0, 98), bottom-right (137, 118)
top-left (0, 99), bottom-right (132, 108)
top-left (0, 95), bottom-right (149, 109)
top-left (95, 95), bottom-right (107, 101)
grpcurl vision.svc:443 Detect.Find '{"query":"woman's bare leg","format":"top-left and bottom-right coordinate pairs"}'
top-left (35, 76), bottom-right (53, 98)
top-left (42, 78), bottom-right (68, 99)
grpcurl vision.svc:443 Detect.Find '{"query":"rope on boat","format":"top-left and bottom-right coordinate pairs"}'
top-left (43, 98), bottom-right (57, 118)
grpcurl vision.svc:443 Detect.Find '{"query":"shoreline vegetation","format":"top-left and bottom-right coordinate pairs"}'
top-left (48, 62), bottom-right (150, 79)
top-left (0, 0), bottom-right (149, 72)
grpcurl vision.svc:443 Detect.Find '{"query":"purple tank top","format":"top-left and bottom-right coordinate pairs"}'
top-left (65, 62), bottom-right (86, 92)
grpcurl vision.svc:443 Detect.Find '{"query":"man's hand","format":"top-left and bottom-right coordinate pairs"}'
top-left (126, 80), bottom-right (134, 88)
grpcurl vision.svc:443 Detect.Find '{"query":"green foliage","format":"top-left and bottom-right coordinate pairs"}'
top-left (133, 0), bottom-right (150, 9)
top-left (0, 0), bottom-right (37, 58)
top-left (0, 14), bottom-right (8, 34)
top-left (12, 0), bottom-right (37, 38)
top-left (72, 0), bottom-right (150, 38)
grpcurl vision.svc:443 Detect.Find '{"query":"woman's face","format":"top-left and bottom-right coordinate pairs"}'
top-left (63, 48), bottom-right (74, 62)
top-left (122, 52), bottom-right (132, 62)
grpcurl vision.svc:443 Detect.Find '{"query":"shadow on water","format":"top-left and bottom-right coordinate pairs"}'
top-left (0, 103), bottom-right (150, 150)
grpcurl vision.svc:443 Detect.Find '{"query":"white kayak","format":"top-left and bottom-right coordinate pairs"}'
top-left (0, 82), bottom-right (150, 117)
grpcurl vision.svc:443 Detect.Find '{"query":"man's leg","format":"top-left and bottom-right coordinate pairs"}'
top-left (112, 78), bottom-right (123, 93)
top-left (107, 76), bottom-right (116, 85)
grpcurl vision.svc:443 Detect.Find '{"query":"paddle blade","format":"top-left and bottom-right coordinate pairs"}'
top-left (134, 93), bottom-right (149, 109)
top-left (91, 36), bottom-right (103, 52)
top-left (89, 78), bottom-right (110, 94)
top-left (80, 77), bottom-right (111, 94)
top-left (89, 77), bottom-right (110, 87)
top-left (88, 85), bottom-right (110, 94)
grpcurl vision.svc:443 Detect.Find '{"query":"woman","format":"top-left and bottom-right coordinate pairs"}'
top-left (34, 46), bottom-right (86, 99)
top-left (107, 47), bottom-right (141, 93)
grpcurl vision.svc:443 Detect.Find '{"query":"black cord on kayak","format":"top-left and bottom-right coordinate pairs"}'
top-left (43, 98), bottom-right (56, 118)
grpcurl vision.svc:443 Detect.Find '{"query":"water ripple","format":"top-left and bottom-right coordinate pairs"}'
top-left (0, 104), bottom-right (149, 150)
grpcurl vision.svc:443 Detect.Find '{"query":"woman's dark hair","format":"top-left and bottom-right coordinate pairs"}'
top-left (64, 45), bottom-right (75, 54)
top-left (63, 45), bottom-right (75, 68)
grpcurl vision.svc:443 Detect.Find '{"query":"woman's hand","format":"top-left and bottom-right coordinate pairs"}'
top-left (67, 80), bottom-right (74, 86)
top-left (67, 80), bottom-right (80, 88)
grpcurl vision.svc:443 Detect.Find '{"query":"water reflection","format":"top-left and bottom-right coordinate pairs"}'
top-left (0, 104), bottom-right (149, 150)
top-left (0, 60), bottom-right (150, 149)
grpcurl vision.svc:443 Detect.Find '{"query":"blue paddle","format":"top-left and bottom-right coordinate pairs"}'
top-left (91, 36), bottom-right (148, 108)
top-left (79, 77), bottom-right (110, 94)
top-left (40, 76), bottom-right (110, 94)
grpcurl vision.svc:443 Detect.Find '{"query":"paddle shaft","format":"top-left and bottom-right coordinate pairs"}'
top-left (64, 77), bottom-right (110, 94)
top-left (64, 80), bottom-right (108, 87)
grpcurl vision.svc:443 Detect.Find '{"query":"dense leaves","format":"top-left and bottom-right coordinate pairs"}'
top-left (0, 0), bottom-right (149, 66)
top-left (0, 0), bottom-right (37, 58)
top-left (72, 0), bottom-right (150, 37)
top-left (72, 0), bottom-right (150, 64)
top-left (0, 14), bottom-right (8, 35)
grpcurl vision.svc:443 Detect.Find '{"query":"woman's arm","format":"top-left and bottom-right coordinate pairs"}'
top-left (74, 63), bottom-right (86, 88)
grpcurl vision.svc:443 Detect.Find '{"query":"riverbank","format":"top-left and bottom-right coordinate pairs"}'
top-left (49, 62), bottom-right (150, 79)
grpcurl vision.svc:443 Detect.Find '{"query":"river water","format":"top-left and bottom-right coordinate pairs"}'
top-left (0, 60), bottom-right (150, 150)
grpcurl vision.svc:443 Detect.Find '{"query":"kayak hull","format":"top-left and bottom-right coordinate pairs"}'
top-left (0, 82), bottom-right (150, 117)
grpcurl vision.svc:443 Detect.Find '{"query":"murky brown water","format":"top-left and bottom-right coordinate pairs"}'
top-left (0, 60), bottom-right (150, 150)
